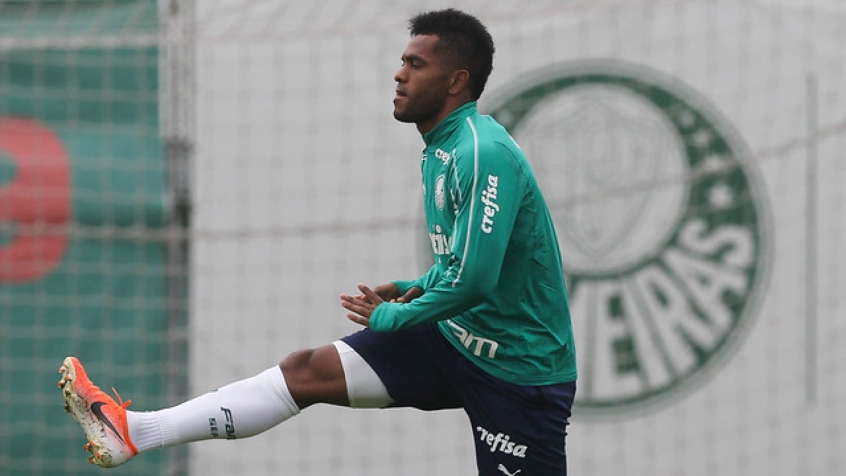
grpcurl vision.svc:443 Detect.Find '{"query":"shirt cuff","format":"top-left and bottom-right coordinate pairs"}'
top-left (369, 302), bottom-right (403, 332)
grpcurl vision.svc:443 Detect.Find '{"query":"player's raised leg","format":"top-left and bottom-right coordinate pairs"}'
top-left (58, 342), bottom-right (391, 468)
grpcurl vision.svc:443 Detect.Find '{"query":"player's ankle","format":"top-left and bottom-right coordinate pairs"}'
top-left (126, 410), bottom-right (169, 453)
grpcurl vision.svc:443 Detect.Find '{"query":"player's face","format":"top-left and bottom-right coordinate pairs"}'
top-left (393, 34), bottom-right (452, 133)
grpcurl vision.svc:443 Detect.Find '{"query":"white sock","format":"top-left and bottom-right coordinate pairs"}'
top-left (126, 366), bottom-right (300, 453)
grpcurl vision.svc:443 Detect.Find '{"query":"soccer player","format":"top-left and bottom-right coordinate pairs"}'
top-left (58, 8), bottom-right (577, 475)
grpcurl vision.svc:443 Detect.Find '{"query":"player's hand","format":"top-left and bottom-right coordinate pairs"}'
top-left (358, 283), bottom-right (423, 304)
top-left (394, 286), bottom-right (423, 303)
top-left (340, 284), bottom-right (384, 327)
top-left (371, 282), bottom-right (402, 302)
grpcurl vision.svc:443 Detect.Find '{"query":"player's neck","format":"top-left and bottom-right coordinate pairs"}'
top-left (416, 98), bottom-right (473, 136)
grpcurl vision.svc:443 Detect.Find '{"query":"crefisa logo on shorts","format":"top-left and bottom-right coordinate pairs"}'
top-left (487, 60), bottom-right (771, 417)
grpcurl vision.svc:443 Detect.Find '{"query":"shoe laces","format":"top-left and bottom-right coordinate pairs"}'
top-left (110, 387), bottom-right (132, 409)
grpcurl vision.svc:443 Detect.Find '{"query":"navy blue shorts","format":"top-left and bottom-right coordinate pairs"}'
top-left (342, 323), bottom-right (576, 476)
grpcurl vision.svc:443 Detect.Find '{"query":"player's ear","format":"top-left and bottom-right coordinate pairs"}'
top-left (447, 69), bottom-right (470, 96)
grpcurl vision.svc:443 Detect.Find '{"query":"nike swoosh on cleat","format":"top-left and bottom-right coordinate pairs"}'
top-left (90, 402), bottom-right (126, 444)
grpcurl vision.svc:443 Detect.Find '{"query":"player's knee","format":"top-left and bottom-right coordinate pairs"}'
top-left (279, 347), bottom-right (341, 386)
top-left (279, 349), bottom-right (313, 382)
top-left (278, 346), bottom-right (347, 408)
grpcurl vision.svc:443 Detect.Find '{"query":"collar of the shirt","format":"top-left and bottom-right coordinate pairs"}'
top-left (422, 101), bottom-right (478, 146)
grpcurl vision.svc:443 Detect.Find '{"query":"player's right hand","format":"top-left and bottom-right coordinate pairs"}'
top-left (367, 283), bottom-right (423, 303)
top-left (371, 283), bottom-right (401, 302)
top-left (391, 285), bottom-right (423, 303)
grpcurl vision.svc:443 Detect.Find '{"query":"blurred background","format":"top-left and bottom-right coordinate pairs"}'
top-left (0, 0), bottom-right (844, 475)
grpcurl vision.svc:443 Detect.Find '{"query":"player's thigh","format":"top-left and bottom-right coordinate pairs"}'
top-left (460, 369), bottom-right (576, 475)
top-left (341, 324), bottom-right (462, 410)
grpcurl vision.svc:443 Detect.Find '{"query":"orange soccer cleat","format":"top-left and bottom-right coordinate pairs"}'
top-left (58, 356), bottom-right (138, 468)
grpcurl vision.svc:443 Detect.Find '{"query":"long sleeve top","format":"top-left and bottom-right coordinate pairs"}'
top-left (370, 101), bottom-right (577, 386)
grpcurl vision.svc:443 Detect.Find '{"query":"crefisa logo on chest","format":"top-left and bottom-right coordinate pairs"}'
top-left (486, 60), bottom-right (771, 416)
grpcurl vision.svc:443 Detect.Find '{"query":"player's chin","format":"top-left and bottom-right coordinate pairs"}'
top-left (392, 105), bottom-right (415, 123)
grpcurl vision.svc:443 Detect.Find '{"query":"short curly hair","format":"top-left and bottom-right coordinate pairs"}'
top-left (408, 9), bottom-right (495, 100)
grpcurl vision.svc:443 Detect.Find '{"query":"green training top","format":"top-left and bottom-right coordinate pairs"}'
top-left (370, 102), bottom-right (577, 386)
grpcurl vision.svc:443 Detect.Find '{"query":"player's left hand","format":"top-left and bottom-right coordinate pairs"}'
top-left (340, 283), bottom-right (384, 327)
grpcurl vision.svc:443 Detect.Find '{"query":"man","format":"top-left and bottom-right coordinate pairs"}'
top-left (58, 9), bottom-right (577, 475)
